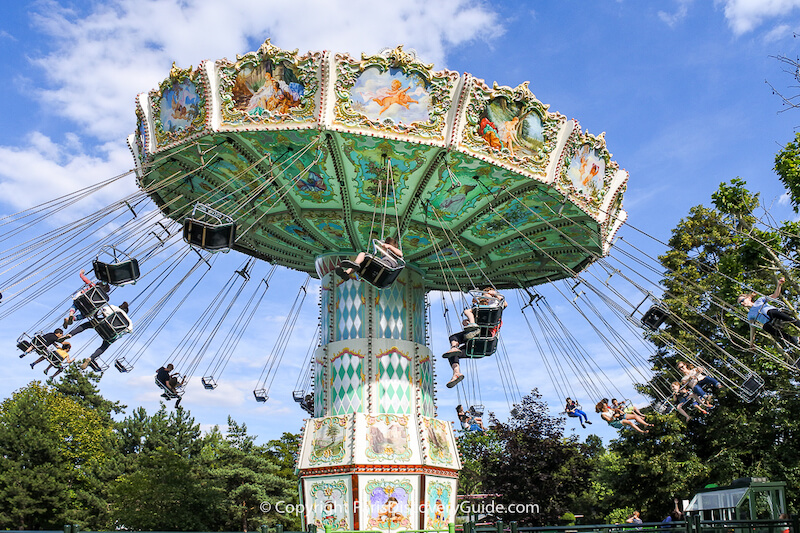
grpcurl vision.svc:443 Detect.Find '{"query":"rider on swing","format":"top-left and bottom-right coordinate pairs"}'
top-left (738, 277), bottom-right (800, 351)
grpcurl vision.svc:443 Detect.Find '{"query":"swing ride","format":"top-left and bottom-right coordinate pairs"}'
top-left (125, 41), bottom-right (628, 531)
top-left (1, 40), bottom-right (795, 532)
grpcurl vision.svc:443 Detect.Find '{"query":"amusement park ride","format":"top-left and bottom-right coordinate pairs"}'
top-left (127, 41), bottom-right (627, 531)
top-left (4, 40), bottom-right (790, 531)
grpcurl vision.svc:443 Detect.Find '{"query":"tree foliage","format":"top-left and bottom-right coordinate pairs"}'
top-left (608, 173), bottom-right (800, 519)
top-left (458, 390), bottom-right (593, 526)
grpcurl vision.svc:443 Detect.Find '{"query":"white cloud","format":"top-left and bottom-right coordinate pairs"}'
top-left (25, 0), bottom-right (502, 143)
top-left (718, 0), bottom-right (800, 35)
top-left (658, 0), bottom-right (692, 28)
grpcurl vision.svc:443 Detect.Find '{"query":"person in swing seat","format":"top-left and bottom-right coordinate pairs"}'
top-left (456, 404), bottom-right (486, 432)
top-left (442, 309), bottom-right (481, 388)
top-left (336, 236), bottom-right (403, 281)
top-left (738, 277), bottom-right (800, 350)
top-left (565, 397), bottom-right (592, 428)
top-left (156, 363), bottom-right (184, 407)
top-left (63, 301), bottom-right (132, 370)
top-left (21, 328), bottom-right (66, 359)
top-left (63, 269), bottom-right (110, 328)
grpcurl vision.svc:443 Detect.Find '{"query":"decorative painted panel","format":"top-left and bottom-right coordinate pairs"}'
top-left (362, 478), bottom-right (415, 531)
top-left (377, 347), bottom-right (412, 415)
top-left (424, 478), bottom-right (457, 530)
top-left (365, 414), bottom-right (412, 462)
top-left (331, 348), bottom-right (364, 415)
top-left (216, 39), bottom-right (320, 128)
top-left (377, 279), bottom-right (406, 340)
top-left (308, 415), bottom-right (349, 465)
top-left (307, 476), bottom-right (351, 533)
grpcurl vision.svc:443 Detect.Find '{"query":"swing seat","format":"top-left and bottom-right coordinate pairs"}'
top-left (464, 333), bottom-right (498, 358)
top-left (183, 218), bottom-right (236, 251)
top-left (641, 306), bottom-right (668, 330)
top-left (155, 377), bottom-right (180, 399)
top-left (85, 358), bottom-right (106, 372)
top-left (652, 399), bottom-right (675, 415)
top-left (358, 255), bottom-right (404, 289)
top-left (299, 392), bottom-right (314, 415)
top-left (201, 376), bottom-right (217, 390)
top-left (469, 405), bottom-right (484, 417)
top-left (740, 374), bottom-right (764, 402)
top-left (253, 389), bottom-right (268, 402)
top-left (73, 285), bottom-right (109, 317)
top-left (31, 334), bottom-right (52, 356)
top-left (114, 358), bottom-right (133, 373)
top-left (93, 258), bottom-right (140, 286)
top-left (292, 390), bottom-right (305, 403)
top-left (469, 290), bottom-right (505, 328)
top-left (473, 306), bottom-right (503, 328)
top-left (16, 333), bottom-right (32, 353)
top-left (94, 312), bottom-right (132, 343)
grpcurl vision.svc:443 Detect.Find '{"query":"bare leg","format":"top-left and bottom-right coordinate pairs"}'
top-left (344, 252), bottom-right (367, 274)
top-left (30, 356), bottom-right (46, 368)
top-left (623, 419), bottom-right (648, 433)
top-left (676, 404), bottom-right (691, 422)
top-left (463, 308), bottom-right (476, 323)
top-left (626, 413), bottom-right (653, 426)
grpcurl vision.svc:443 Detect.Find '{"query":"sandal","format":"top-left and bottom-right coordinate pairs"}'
top-left (335, 267), bottom-right (351, 282)
top-left (340, 260), bottom-right (360, 271)
top-left (446, 374), bottom-right (465, 388)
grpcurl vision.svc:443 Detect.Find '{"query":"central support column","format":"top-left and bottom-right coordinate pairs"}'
top-left (297, 254), bottom-right (461, 532)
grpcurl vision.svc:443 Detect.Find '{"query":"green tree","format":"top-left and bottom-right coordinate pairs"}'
top-left (0, 381), bottom-right (116, 529)
top-left (111, 446), bottom-right (220, 530)
top-left (470, 390), bottom-right (594, 526)
top-left (206, 418), bottom-right (298, 531)
top-left (610, 176), bottom-right (800, 517)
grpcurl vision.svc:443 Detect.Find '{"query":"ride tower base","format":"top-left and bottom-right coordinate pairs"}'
top-left (296, 254), bottom-right (461, 532)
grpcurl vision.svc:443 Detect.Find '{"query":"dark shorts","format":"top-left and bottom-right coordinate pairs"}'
top-left (449, 331), bottom-right (465, 346)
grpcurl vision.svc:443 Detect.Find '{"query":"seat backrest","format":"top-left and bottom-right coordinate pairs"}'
top-left (464, 335), bottom-right (499, 358)
top-left (95, 312), bottom-right (132, 342)
top-left (474, 306), bottom-right (503, 328)
top-left (358, 254), bottom-right (403, 289)
top-left (93, 258), bottom-right (140, 286)
top-left (73, 285), bottom-right (109, 317)
top-left (183, 219), bottom-right (236, 251)
top-left (641, 306), bottom-right (668, 330)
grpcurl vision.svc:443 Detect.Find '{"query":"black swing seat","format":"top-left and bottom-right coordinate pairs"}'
top-left (641, 305), bottom-right (668, 330)
top-left (183, 204), bottom-right (236, 252)
top-left (740, 373), bottom-right (765, 402)
top-left (16, 333), bottom-right (32, 353)
top-left (201, 376), bottom-right (218, 390)
top-left (469, 405), bottom-right (484, 417)
top-left (464, 327), bottom-right (499, 359)
top-left (155, 374), bottom-right (184, 399)
top-left (93, 258), bottom-right (140, 286)
top-left (299, 393), bottom-right (314, 415)
top-left (73, 285), bottom-right (109, 317)
top-left (93, 311), bottom-right (132, 343)
top-left (356, 239), bottom-right (405, 289)
top-left (114, 358), bottom-right (133, 373)
top-left (469, 290), bottom-right (505, 328)
top-left (292, 390), bottom-right (306, 403)
top-left (253, 389), bottom-right (268, 402)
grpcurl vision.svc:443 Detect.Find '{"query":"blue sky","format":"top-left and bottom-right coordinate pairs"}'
top-left (1, 0), bottom-right (800, 445)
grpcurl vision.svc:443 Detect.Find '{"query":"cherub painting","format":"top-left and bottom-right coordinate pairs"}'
top-left (159, 81), bottom-right (200, 132)
top-left (566, 144), bottom-right (605, 195)
top-left (351, 67), bottom-right (430, 123)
